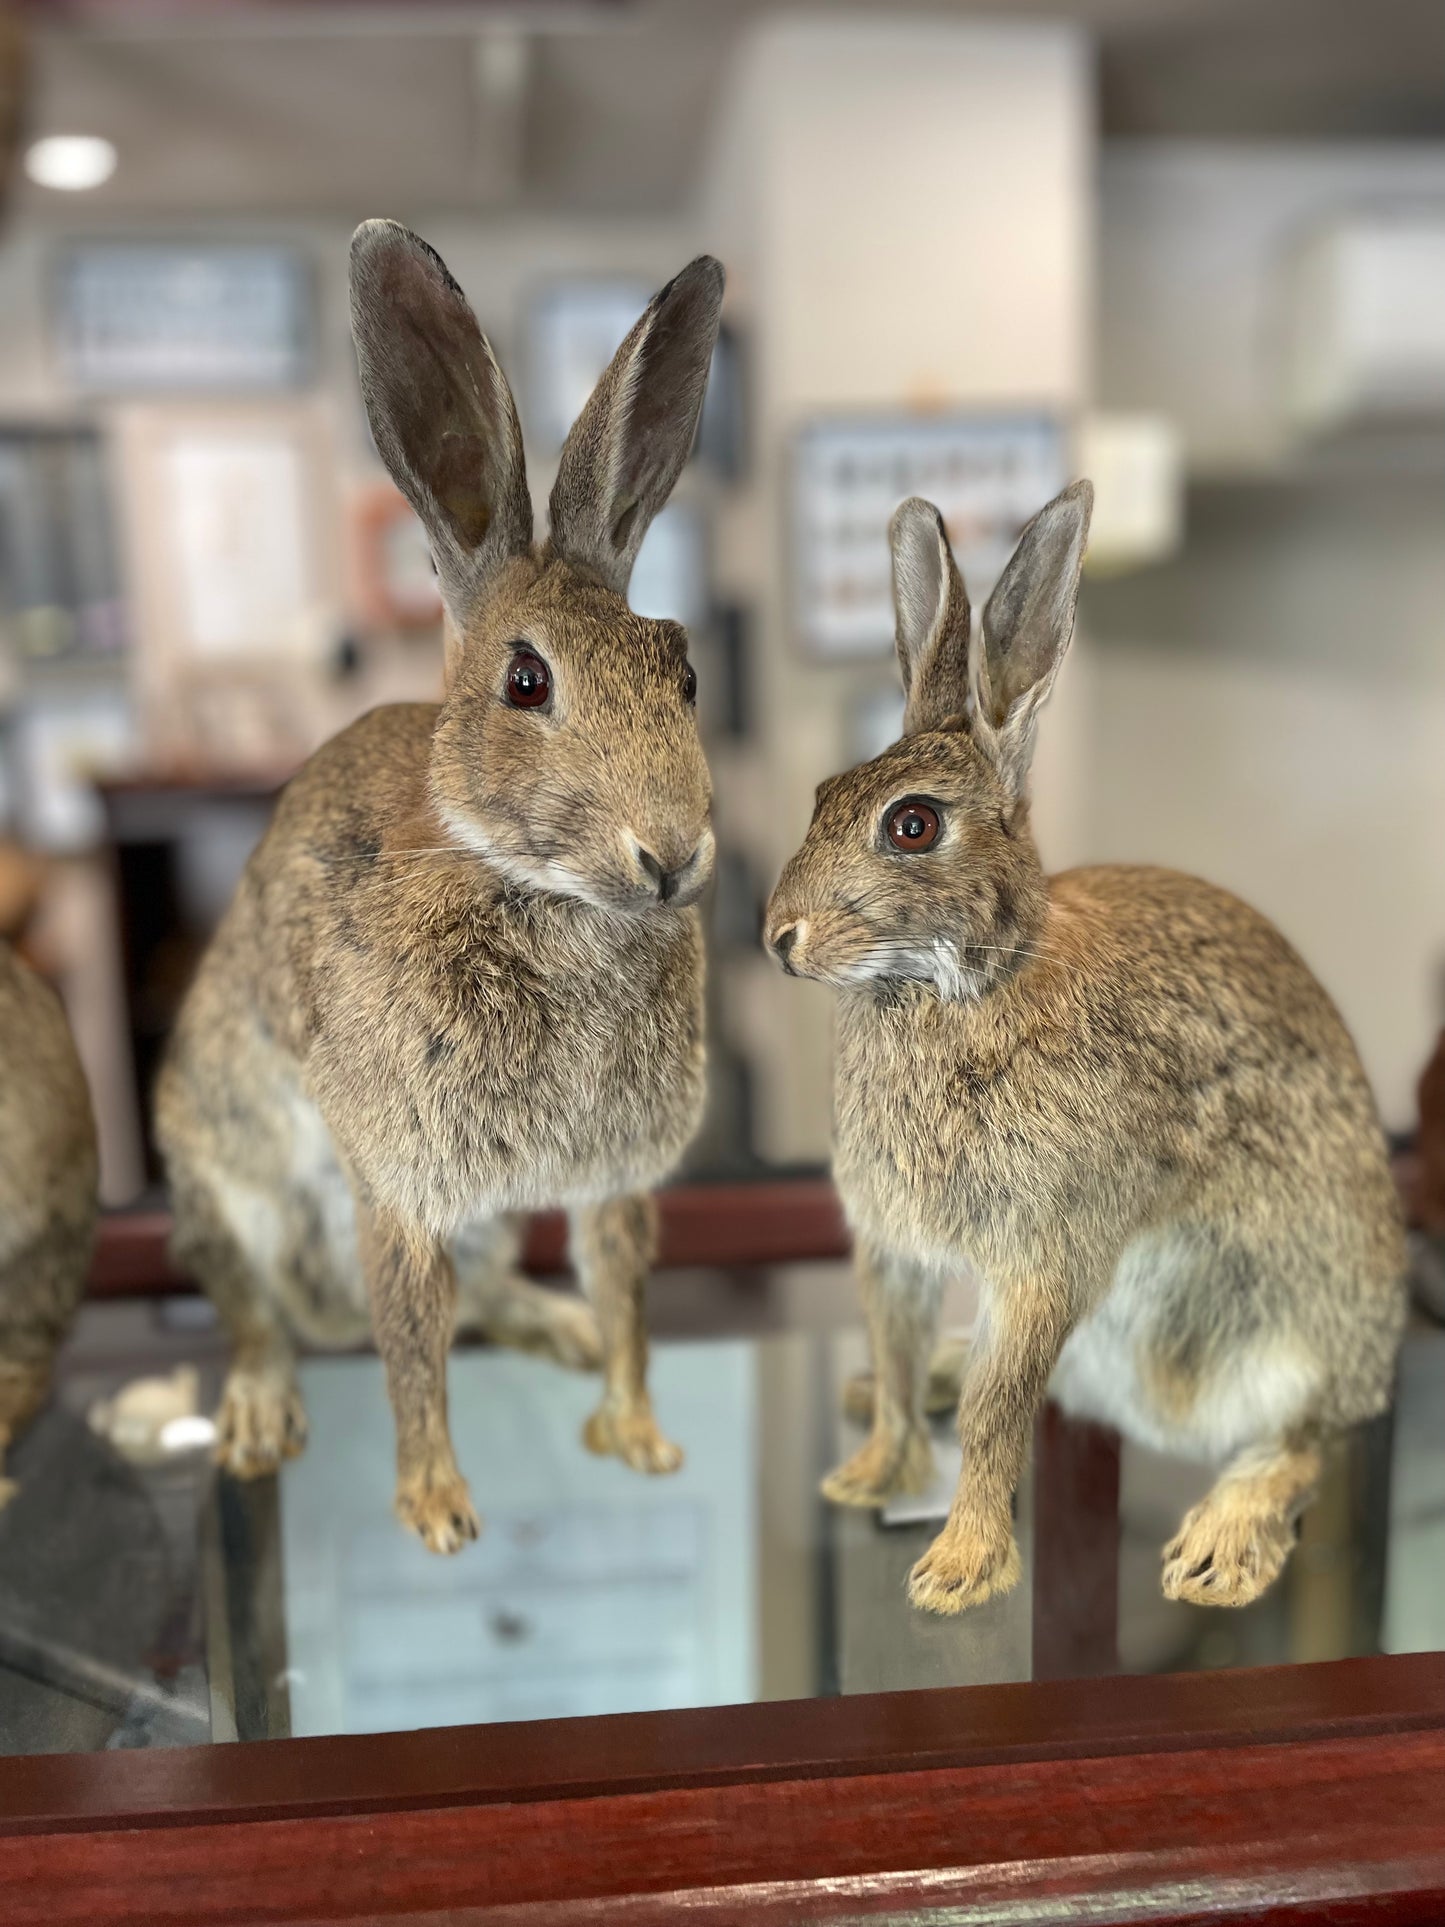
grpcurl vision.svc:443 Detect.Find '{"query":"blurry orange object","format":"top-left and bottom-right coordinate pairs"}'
top-left (0, 840), bottom-right (42, 943)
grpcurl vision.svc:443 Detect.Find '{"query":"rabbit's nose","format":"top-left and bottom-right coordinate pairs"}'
top-left (768, 920), bottom-right (803, 973)
top-left (632, 838), bottom-right (702, 904)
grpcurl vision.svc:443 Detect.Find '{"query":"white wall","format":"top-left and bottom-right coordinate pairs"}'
top-left (1099, 141), bottom-right (1445, 476)
top-left (1092, 143), bottom-right (1445, 1126)
top-left (703, 18), bottom-right (1094, 1162)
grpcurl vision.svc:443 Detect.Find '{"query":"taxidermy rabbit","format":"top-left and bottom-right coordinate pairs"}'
top-left (0, 941), bottom-right (98, 1505)
top-left (157, 223), bottom-right (723, 1552)
top-left (764, 482), bottom-right (1405, 1614)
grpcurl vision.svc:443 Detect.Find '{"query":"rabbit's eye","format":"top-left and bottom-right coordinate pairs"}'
top-left (505, 649), bottom-right (551, 710)
top-left (682, 662), bottom-right (698, 706)
top-left (885, 799), bottom-right (941, 852)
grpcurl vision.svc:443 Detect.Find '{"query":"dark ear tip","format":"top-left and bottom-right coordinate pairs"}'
top-left (350, 218), bottom-right (412, 263)
top-left (889, 495), bottom-right (946, 546)
top-left (658, 254), bottom-right (726, 317)
top-left (1059, 476), bottom-right (1095, 523)
top-left (349, 219), bottom-right (467, 305)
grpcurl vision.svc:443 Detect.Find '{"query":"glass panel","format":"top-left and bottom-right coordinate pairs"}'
top-left (1, 1279), bottom-right (1440, 1754)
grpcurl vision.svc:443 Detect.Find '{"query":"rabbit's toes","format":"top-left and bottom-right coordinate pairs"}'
top-left (821, 1429), bottom-right (933, 1508)
top-left (488, 1287), bottom-right (603, 1373)
top-left (395, 1465), bottom-right (481, 1555)
top-left (1161, 1496), bottom-right (1294, 1608)
top-left (215, 1371), bottom-right (308, 1479)
top-left (583, 1400), bottom-right (684, 1475)
top-left (907, 1519), bottom-right (1021, 1617)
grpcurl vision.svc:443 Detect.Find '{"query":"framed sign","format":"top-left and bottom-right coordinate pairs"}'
top-left (56, 244), bottom-right (310, 393)
top-left (790, 412), bottom-right (1069, 659)
top-left (525, 278), bottom-right (651, 455)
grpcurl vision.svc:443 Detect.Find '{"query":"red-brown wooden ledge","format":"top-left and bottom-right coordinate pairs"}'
top-left (87, 1177), bottom-right (853, 1296)
top-left (0, 1655), bottom-right (1443, 1924)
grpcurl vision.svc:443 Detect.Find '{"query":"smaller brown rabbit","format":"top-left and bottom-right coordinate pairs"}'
top-left (765, 483), bottom-right (1405, 1616)
top-left (0, 941), bottom-right (98, 1505)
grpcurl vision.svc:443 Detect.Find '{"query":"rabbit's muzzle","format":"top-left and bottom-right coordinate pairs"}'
top-left (625, 824), bottom-right (714, 909)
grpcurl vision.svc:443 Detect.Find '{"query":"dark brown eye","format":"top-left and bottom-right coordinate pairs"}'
top-left (505, 648), bottom-right (551, 710)
top-left (886, 799), bottom-right (941, 852)
top-left (682, 662), bottom-right (697, 706)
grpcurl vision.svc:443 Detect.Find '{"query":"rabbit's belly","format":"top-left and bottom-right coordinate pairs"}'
top-left (1050, 1232), bottom-right (1321, 1463)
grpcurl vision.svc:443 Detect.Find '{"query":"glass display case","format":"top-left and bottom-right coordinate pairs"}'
top-left (2, 1186), bottom-right (1443, 1923)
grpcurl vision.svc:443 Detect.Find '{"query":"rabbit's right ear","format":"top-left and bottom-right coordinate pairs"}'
top-left (549, 256), bottom-right (724, 597)
top-left (349, 221), bottom-right (532, 611)
top-left (969, 480), bottom-right (1093, 800)
top-left (889, 498), bottom-right (972, 735)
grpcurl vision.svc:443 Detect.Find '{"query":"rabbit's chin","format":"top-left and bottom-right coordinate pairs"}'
top-left (439, 804), bottom-right (689, 918)
top-left (799, 936), bottom-right (989, 1006)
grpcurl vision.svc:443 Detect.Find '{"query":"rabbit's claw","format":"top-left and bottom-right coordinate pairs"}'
top-left (821, 1428), bottom-right (934, 1508)
top-left (215, 1369), bottom-right (308, 1479)
top-left (583, 1398), bottom-right (684, 1475)
top-left (1161, 1494), bottom-right (1293, 1607)
top-left (395, 1464), bottom-right (481, 1555)
top-left (907, 1519), bottom-right (1021, 1616)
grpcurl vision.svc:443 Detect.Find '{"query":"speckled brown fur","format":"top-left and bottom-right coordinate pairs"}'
top-left (765, 486), bottom-right (1405, 1615)
top-left (0, 942), bottom-right (98, 1505)
top-left (157, 224), bottom-right (723, 1552)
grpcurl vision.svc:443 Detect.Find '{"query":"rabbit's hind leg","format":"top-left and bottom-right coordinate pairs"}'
top-left (824, 1243), bottom-right (943, 1509)
top-left (170, 1169), bottom-right (307, 1479)
top-left (1162, 1433), bottom-right (1322, 1608)
top-left (572, 1195), bottom-right (682, 1475)
top-left (452, 1214), bottom-right (602, 1372)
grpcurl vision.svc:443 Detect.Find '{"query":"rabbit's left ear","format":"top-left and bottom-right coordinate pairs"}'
top-left (970, 480), bottom-right (1093, 799)
top-left (888, 497), bottom-right (972, 735)
top-left (549, 257), bottom-right (724, 597)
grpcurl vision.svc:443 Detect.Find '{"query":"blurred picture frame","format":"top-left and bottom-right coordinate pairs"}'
top-left (350, 483), bottom-right (443, 632)
top-left (112, 401), bottom-right (341, 767)
top-left (55, 243), bottom-right (310, 394)
top-left (524, 277), bottom-right (744, 478)
top-left (789, 411), bottom-right (1069, 659)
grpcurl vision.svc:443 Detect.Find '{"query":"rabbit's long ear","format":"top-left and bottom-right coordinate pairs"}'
top-left (970, 480), bottom-right (1093, 799)
top-left (549, 257), bottom-right (724, 596)
top-left (889, 498), bottom-right (972, 735)
top-left (350, 221), bottom-right (531, 611)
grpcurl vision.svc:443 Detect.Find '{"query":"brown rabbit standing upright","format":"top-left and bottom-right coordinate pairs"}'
top-left (157, 224), bottom-right (723, 1552)
top-left (0, 941), bottom-right (98, 1504)
top-left (764, 482), bottom-right (1405, 1614)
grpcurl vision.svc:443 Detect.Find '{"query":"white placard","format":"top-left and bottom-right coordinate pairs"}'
top-left (164, 433), bottom-right (311, 659)
top-left (791, 413), bottom-right (1069, 659)
top-left (280, 1339), bottom-right (758, 1735)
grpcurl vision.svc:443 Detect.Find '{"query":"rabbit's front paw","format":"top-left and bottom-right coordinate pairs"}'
top-left (822, 1428), bottom-right (934, 1508)
top-left (907, 1518), bottom-right (1021, 1616)
top-left (215, 1370), bottom-right (308, 1479)
top-left (583, 1399), bottom-right (684, 1475)
top-left (1161, 1495), bottom-right (1294, 1608)
top-left (395, 1464), bottom-right (481, 1555)
top-left (0, 1475), bottom-right (18, 1510)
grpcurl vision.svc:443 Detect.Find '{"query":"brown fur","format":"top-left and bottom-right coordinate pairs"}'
top-left (157, 225), bottom-right (723, 1552)
top-left (0, 942), bottom-right (98, 1505)
top-left (765, 485), bottom-right (1405, 1615)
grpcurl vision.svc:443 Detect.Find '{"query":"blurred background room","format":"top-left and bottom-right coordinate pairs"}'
top-left (0, 0), bottom-right (1442, 1208)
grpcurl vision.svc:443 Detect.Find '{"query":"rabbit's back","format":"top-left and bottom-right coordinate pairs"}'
top-left (835, 863), bottom-right (1403, 1339)
top-left (0, 945), bottom-right (97, 1347)
top-left (163, 704), bottom-right (706, 1230)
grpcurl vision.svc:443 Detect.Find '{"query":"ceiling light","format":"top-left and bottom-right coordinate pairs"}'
top-left (25, 135), bottom-right (117, 192)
